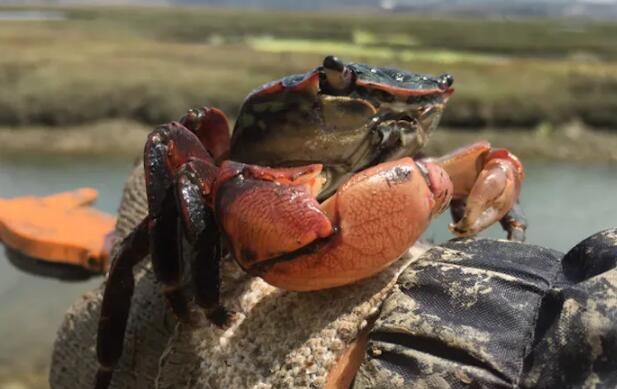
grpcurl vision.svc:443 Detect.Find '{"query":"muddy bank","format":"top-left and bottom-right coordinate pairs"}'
top-left (427, 121), bottom-right (617, 163)
top-left (1, 120), bottom-right (616, 162)
top-left (0, 120), bottom-right (150, 157)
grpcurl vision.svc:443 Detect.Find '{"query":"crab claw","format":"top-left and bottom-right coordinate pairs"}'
top-left (213, 161), bottom-right (333, 265)
top-left (417, 160), bottom-right (453, 218)
top-left (449, 149), bottom-right (524, 237)
top-left (215, 157), bottom-right (451, 291)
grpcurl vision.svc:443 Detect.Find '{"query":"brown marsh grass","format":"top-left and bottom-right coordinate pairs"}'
top-left (1, 5), bottom-right (617, 130)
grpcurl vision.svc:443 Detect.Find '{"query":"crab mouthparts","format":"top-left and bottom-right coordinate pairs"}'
top-left (376, 111), bottom-right (422, 128)
top-left (371, 105), bottom-right (445, 151)
top-left (377, 118), bottom-right (418, 132)
top-left (381, 110), bottom-right (415, 120)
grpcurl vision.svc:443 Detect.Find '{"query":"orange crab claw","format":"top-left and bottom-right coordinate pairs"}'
top-left (419, 160), bottom-right (454, 218)
top-left (215, 157), bottom-right (451, 292)
top-left (426, 141), bottom-right (525, 238)
top-left (214, 161), bottom-right (333, 267)
top-left (448, 149), bottom-right (524, 237)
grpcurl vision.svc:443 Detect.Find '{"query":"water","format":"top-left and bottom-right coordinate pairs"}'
top-left (0, 156), bottom-right (616, 384)
top-left (0, 155), bottom-right (134, 384)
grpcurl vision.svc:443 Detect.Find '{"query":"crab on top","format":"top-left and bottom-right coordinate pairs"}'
top-left (93, 55), bottom-right (526, 389)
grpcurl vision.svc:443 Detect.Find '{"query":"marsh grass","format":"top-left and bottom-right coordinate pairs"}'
top-left (1, 5), bottom-right (617, 129)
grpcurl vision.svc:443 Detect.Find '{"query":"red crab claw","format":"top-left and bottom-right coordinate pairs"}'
top-left (213, 157), bottom-right (452, 291)
top-left (429, 142), bottom-right (525, 238)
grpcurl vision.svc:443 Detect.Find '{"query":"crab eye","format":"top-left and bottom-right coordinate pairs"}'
top-left (322, 55), bottom-right (353, 93)
top-left (439, 73), bottom-right (454, 89)
top-left (323, 55), bottom-right (345, 72)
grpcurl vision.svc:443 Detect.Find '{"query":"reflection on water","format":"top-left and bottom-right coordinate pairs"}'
top-left (0, 156), bottom-right (616, 384)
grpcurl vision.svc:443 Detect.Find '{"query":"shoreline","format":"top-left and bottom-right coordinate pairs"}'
top-left (1, 119), bottom-right (617, 163)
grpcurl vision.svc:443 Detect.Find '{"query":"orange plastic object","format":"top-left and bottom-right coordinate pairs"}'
top-left (0, 188), bottom-right (116, 275)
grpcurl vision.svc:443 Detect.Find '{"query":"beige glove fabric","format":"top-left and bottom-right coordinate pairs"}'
top-left (50, 164), bottom-right (427, 389)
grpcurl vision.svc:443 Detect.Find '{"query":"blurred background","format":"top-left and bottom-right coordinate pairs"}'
top-left (1, 1), bottom-right (617, 387)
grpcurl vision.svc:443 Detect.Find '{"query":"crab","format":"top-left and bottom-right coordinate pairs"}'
top-left (94, 56), bottom-right (526, 389)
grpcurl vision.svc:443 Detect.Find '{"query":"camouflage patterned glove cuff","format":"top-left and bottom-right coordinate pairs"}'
top-left (353, 229), bottom-right (617, 388)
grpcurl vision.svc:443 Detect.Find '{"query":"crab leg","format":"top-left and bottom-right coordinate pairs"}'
top-left (95, 121), bottom-right (229, 389)
top-left (175, 160), bottom-right (231, 326)
top-left (95, 218), bottom-right (150, 389)
top-left (146, 124), bottom-right (234, 326)
top-left (148, 191), bottom-right (192, 321)
top-left (426, 141), bottom-right (526, 240)
top-left (145, 123), bottom-right (214, 323)
top-left (180, 106), bottom-right (231, 163)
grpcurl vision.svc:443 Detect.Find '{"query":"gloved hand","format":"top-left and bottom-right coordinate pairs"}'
top-left (348, 229), bottom-right (617, 388)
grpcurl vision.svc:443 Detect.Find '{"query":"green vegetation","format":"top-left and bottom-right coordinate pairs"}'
top-left (1, 5), bottom-right (617, 130)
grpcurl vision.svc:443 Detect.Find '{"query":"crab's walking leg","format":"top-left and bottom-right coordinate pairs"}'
top-left (95, 121), bottom-right (226, 389)
top-left (95, 218), bottom-right (150, 389)
top-left (148, 190), bottom-right (192, 322)
top-left (175, 160), bottom-right (232, 327)
top-left (147, 123), bottom-right (231, 325)
top-left (180, 107), bottom-right (231, 163)
top-left (145, 123), bottom-right (212, 324)
top-left (428, 141), bottom-right (526, 240)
